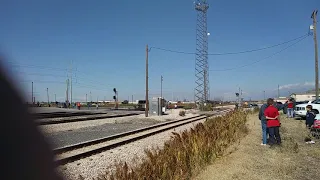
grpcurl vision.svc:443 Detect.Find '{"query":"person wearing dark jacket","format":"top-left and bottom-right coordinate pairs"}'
top-left (259, 103), bottom-right (269, 145)
top-left (306, 105), bottom-right (316, 128)
top-left (259, 102), bottom-right (285, 145)
top-left (264, 98), bottom-right (281, 145)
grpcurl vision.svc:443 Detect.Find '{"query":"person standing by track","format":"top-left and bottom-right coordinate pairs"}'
top-left (286, 98), bottom-right (294, 118)
top-left (264, 98), bottom-right (281, 145)
top-left (259, 103), bottom-right (268, 146)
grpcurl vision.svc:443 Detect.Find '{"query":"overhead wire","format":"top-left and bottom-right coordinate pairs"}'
top-left (19, 79), bottom-right (110, 92)
top-left (9, 64), bottom-right (112, 88)
top-left (209, 34), bottom-right (309, 71)
top-left (8, 63), bottom-right (68, 72)
top-left (15, 71), bottom-right (68, 78)
top-left (8, 62), bottom-right (112, 88)
top-left (150, 33), bottom-right (309, 56)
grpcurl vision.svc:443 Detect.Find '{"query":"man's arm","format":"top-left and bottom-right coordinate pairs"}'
top-left (276, 110), bottom-right (280, 122)
top-left (264, 108), bottom-right (275, 120)
top-left (258, 108), bottom-right (263, 120)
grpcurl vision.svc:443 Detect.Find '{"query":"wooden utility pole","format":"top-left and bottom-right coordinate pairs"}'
top-left (31, 81), bottom-right (34, 104)
top-left (70, 60), bottom-right (73, 105)
top-left (145, 45), bottom-right (149, 117)
top-left (66, 79), bottom-right (69, 104)
top-left (46, 88), bottom-right (49, 105)
top-left (312, 10), bottom-right (319, 100)
top-left (161, 75), bottom-right (163, 98)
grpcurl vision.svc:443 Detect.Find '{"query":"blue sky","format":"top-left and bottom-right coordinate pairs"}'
top-left (0, 0), bottom-right (319, 102)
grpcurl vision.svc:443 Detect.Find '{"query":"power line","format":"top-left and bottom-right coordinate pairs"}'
top-left (18, 80), bottom-right (109, 92)
top-left (10, 66), bottom-right (111, 88)
top-left (73, 83), bottom-right (110, 92)
top-left (15, 71), bottom-right (68, 78)
top-left (209, 34), bottom-right (309, 71)
top-left (150, 33), bottom-right (308, 56)
top-left (8, 63), bottom-right (68, 72)
top-left (8, 63), bottom-right (111, 86)
top-left (19, 80), bottom-right (66, 84)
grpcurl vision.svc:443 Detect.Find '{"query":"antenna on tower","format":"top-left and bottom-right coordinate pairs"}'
top-left (194, 0), bottom-right (210, 109)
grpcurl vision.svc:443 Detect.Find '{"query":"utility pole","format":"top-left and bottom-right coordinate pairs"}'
top-left (240, 89), bottom-right (243, 106)
top-left (66, 79), bottom-right (69, 104)
top-left (90, 91), bottom-right (92, 102)
top-left (86, 93), bottom-right (87, 103)
top-left (31, 81), bottom-right (34, 104)
top-left (70, 60), bottom-right (73, 105)
top-left (161, 75), bottom-right (163, 99)
top-left (55, 94), bottom-right (56, 102)
top-left (278, 84), bottom-right (280, 98)
top-left (312, 10), bottom-right (319, 100)
top-left (46, 88), bottom-right (49, 105)
top-left (263, 90), bottom-right (266, 102)
top-left (238, 87), bottom-right (241, 107)
top-left (145, 44), bottom-right (149, 117)
top-left (132, 95), bottom-right (133, 104)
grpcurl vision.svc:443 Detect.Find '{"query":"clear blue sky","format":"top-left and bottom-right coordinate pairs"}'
top-left (0, 0), bottom-right (319, 102)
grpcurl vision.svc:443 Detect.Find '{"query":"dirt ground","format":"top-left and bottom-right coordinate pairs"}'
top-left (195, 113), bottom-right (320, 180)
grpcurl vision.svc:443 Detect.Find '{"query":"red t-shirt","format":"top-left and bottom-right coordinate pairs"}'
top-left (288, 102), bottom-right (293, 108)
top-left (264, 105), bottom-right (280, 127)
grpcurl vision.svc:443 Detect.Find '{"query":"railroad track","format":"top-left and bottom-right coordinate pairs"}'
top-left (54, 109), bottom-right (233, 166)
top-left (37, 113), bottom-right (140, 125)
top-left (32, 112), bottom-right (106, 119)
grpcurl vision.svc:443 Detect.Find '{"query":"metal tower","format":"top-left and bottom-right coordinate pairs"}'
top-left (195, 0), bottom-right (209, 105)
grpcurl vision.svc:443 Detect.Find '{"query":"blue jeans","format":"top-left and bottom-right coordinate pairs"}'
top-left (261, 120), bottom-right (267, 144)
top-left (287, 108), bottom-right (294, 118)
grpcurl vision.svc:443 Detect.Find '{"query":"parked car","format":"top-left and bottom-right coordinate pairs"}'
top-left (249, 104), bottom-right (258, 108)
top-left (295, 100), bottom-right (320, 118)
top-left (296, 100), bottom-right (311, 105)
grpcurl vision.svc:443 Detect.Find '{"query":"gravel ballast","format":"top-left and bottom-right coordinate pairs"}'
top-left (57, 118), bottom-right (206, 180)
top-left (53, 109), bottom-right (230, 179)
top-left (42, 110), bottom-right (197, 149)
top-left (56, 109), bottom-right (231, 180)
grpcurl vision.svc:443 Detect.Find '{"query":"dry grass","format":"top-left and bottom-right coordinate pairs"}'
top-left (196, 113), bottom-right (320, 180)
top-left (179, 110), bottom-right (186, 116)
top-left (96, 110), bottom-right (249, 180)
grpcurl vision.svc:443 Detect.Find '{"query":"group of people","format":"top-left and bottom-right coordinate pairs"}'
top-left (259, 98), bottom-right (282, 146)
top-left (258, 97), bottom-right (320, 146)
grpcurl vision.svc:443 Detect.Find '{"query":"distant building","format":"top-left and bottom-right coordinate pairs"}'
top-left (290, 92), bottom-right (317, 102)
top-left (275, 97), bottom-right (288, 104)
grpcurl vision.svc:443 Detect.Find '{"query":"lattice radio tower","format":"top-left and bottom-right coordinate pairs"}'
top-left (194, 0), bottom-right (210, 105)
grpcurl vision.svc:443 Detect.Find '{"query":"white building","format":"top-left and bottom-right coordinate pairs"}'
top-left (274, 97), bottom-right (288, 104)
top-left (290, 92), bottom-right (317, 102)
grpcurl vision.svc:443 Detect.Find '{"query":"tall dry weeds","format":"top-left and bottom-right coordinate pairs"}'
top-left (98, 110), bottom-right (248, 180)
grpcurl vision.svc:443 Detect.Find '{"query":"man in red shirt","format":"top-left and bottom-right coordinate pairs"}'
top-left (264, 98), bottom-right (281, 145)
top-left (286, 98), bottom-right (294, 118)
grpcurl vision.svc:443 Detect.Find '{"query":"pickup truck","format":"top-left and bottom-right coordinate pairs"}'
top-left (295, 100), bottom-right (320, 118)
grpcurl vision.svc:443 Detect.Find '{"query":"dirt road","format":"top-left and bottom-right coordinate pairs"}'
top-left (195, 113), bottom-right (320, 180)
